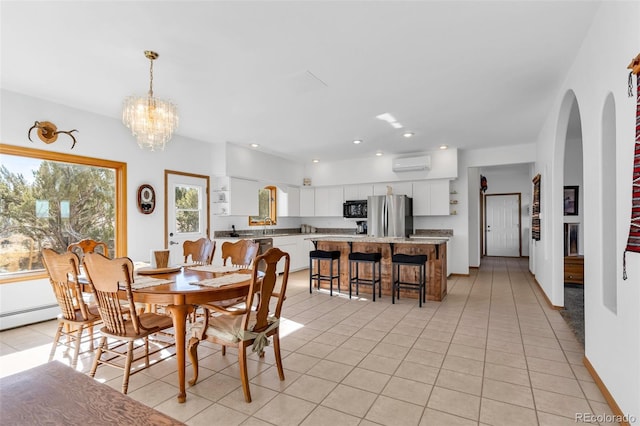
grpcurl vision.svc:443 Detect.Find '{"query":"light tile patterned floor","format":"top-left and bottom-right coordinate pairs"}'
top-left (0, 257), bottom-right (617, 425)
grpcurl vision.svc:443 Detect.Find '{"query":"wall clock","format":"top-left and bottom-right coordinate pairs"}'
top-left (137, 184), bottom-right (156, 214)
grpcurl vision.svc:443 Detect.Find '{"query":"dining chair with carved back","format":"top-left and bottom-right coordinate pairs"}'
top-left (183, 237), bottom-right (216, 265)
top-left (67, 239), bottom-right (109, 263)
top-left (188, 247), bottom-right (290, 403)
top-left (41, 248), bottom-right (101, 369)
top-left (221, 239), bottom-right (259, 268)
top-left (83, 252), bottom-right (175, 394)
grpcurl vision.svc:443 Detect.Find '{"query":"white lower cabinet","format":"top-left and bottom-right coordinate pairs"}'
top-left (273, 235), bottom-right (307, 273)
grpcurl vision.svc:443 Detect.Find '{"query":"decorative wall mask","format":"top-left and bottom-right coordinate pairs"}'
top-left (137, 184), bottom-right (156, 214)
top-left (28, 121), bottom-right (78, 149)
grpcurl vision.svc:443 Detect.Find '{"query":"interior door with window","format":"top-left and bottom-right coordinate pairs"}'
top-left (485, 194), bottom-right (521, 257)
top-left (165, 171), bottom-right (210, 265)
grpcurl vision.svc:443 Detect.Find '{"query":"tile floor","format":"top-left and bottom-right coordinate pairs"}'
top-left (0, 257), bottom-right (617, 425)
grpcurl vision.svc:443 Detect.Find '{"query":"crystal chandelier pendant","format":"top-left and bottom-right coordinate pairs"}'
top-left (122, 51), bottom-right (178, 151)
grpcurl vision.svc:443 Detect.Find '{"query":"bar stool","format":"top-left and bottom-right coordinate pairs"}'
top-left (309, 250), bottom-right (341, 296)
top-left (392, 254), bottom-right (428, 307)
top-left (348, 252), bottom-right (382, 301)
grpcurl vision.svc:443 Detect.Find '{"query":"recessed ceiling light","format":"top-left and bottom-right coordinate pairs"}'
top-left (440, 144), bottom-right (448, 150)
top-left (403, 132), bottom-right (414, 138)
top-left (390, 122), bottom-right (403, 129)
top-left (375, 152), bottom-right (383, 156)
top-left (353, 139), bottom-right (363, 144)
top-left (250, 143), bottom-right (259, 148)
top-left (312, 159), bottom-right (319, 163)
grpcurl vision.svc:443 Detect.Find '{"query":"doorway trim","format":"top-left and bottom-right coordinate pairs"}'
top-left (164, 170), bottom-right (211, 248)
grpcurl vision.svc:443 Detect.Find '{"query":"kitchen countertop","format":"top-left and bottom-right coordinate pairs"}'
top-left (307, 235), bottom-right (449, 244)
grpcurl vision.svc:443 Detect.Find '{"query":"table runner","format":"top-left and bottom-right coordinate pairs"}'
top-left (129, 276), bottom-right (175, 289)
top-left (186, 264), bottom-right (242, 273)
top-left (190, 273), bottom-right (250, 288)
top-left (624, 72), bottom-right (640, 280)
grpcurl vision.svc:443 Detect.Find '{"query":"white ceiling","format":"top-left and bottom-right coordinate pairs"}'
top-left (1, 1), bottom-right (601, 163)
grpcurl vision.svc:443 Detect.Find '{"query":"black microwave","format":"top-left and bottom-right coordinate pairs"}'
top-left (343, 200), bottom-right (367, 218)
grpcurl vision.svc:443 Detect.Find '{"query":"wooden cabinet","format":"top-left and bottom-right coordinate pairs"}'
top-left (412, 179), bottom-right (450, 216)
top-left (564, 255), bottom-right (584, 285)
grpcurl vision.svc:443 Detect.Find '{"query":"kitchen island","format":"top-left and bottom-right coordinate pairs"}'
top-left (309, 236), bottom-right (447, 302)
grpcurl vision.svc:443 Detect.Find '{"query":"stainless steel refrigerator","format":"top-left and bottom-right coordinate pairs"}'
top-left (367, 195), bottom-right (413, 237)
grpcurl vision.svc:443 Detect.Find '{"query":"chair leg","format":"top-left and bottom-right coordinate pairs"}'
top-left (88, 324), bottom-right (95, 352)
top-left (188, 337), bottom-right (200, 385)
top-left (89, 336), bottom-right (107, 378)
top-left (337, 258), bottom-right (341, 293)
top-left (371, 261), bottom-right (376, 302)
top-left (329, 260), bottom-right (333, 296)
top-left (221, 345), bottom-right (226, 356)
top-left (378, 261), bottom-right (382, 298)
top-left (239, 342), bottom-right (252, 403)
top-left (71, 326), bottom-right (83, 368)
top-left (273, 333), bottom-right (285, 381)
top-left (309, 258), bottom-right (313, 294)
top-left (122, 341), bottom-right (134, 394)
top-left (49, 322), bottom-right (63, 362)
top-left (348, 260), bottom-right (353, 299)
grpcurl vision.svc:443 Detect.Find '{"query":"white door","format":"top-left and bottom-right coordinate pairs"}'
top-left (165, 171), bottom-right (210, 265)
top-left (486, 194), bottom-right (520, 257)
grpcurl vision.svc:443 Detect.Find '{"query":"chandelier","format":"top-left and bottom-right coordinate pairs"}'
top-left (122, 51), bottom-right (178, 151)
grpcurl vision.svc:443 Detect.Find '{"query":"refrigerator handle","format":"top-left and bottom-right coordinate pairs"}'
top-left (383, 198), bottom-right (388, 236)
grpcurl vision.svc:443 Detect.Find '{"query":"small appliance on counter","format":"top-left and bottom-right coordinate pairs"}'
top-left (356, 220), bottom-right (367, 234)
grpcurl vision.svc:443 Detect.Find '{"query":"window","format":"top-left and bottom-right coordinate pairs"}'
top-left (0, 144), bottom-right (126, 282)
top-left (175, 185), bottom-right (202, 233)
top-left (249, 186), bottom-right (277, 226)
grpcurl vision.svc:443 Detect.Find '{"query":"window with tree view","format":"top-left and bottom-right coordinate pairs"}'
top-left (175, 185), bottom-right (202, 233)
top-left (249, 186), bottom-right (277, 226)
top-left (0, 144), bottom-right (125, 279)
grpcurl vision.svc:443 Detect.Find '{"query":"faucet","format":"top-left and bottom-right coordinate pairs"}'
top-left (263, 217), bottom-right (273, 234)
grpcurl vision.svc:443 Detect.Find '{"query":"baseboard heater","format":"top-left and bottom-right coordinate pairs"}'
top-left (0, 304), bottom-right (58, 331)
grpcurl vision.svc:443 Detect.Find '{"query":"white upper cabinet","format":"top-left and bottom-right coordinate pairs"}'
top-left (315, 186), bottom-right (343, 216)
top-left (373, 182), bottom-right (413, 197)
top-left (277, 186), bottom-right (300, 217)
top-left (343, 184), bottom-right (373, 201)
top-left (412, 179), bottom-right (450, 216)
top-left (212, 176), bottom-right (262, 216)
top-left (299, 187), bottom-right (315, 217)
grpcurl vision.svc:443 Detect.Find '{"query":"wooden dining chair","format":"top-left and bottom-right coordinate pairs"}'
top-left (188, 247), bottom-right (290, 403)
top-left (41, 248), bottom-right (101, 369)
top-left (83, 252), bottom-right (175, 394)
top-left (67, 239), bottom-right (109, 263)
top-left (221, 239), bottom-right (259, 268)
top-left (183, 237), bottom-right (215, 265)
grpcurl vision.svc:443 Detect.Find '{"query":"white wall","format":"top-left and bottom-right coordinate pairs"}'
top-left (532, 2), bottom-right (639, 419)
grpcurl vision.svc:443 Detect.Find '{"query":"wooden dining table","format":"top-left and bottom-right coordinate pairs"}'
top-left (117, 266), bottom-right (252, 403)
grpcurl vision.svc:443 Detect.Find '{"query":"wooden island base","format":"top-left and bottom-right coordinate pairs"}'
top-left (312, 237), bottom-right (447, 302)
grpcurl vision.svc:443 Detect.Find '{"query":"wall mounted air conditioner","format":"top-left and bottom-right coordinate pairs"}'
top-left (392, 155), bottom-right (431, 172)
